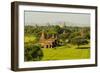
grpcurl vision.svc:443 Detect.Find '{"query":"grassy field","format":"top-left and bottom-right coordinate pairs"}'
top-left (41, 44), bottom-right (90, 61)
top-left (24, 35), bottom-right (37, 43)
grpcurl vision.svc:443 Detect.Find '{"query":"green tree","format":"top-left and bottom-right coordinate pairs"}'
top-left (24, 44), bottom-right (43, 61)
top-left (70, 37), bottom-right (89, 48)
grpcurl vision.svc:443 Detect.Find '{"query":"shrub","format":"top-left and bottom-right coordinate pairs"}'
top-left (24, 44), bottom-right (43, 61)
top-left (70, 37), bottom-right (89, 48)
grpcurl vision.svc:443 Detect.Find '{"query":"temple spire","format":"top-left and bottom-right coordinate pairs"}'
top-left (40, 30), bottom-right (45, 41)
top-left (52, 34), bottom-right (55, 38)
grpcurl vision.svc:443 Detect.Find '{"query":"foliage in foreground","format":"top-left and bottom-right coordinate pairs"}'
top-left (24, 44), bottom-right (43, 61)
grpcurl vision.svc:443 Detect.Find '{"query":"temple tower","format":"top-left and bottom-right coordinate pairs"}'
top-left (80, 28), bottom-right (84, 37)
top-left (40, 30), bottom-right (45, 41)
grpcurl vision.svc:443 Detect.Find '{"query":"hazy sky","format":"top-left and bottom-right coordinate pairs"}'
top-left (24, 11), bottom-right (90, 27)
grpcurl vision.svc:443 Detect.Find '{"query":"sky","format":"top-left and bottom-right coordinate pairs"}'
top-left (24, 11), bottom-right (90, 27)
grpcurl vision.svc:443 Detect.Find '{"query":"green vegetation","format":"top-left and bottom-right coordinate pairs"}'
top-left (24, 44), bottom-right (43, 61)
top-left (25, 35), bottom-right (37, 43)
top-left (24, 23), bottom-right (90, 61)
top-left (42, 44), bottom-right (90, 60)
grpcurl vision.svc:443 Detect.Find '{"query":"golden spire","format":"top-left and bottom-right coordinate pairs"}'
top-left (52, 34), bottom-right (55, 38)
top-left (40, 30), bottom-right (45, 41)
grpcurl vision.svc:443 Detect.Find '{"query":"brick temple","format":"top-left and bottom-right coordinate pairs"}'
top-left (39, 30), bottom-right (58, 48)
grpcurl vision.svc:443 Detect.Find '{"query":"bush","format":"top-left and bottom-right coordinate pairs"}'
top-left (70, 37), bottom-right (89, 48)
top-left (24, 44), bottom-right (43, 61)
